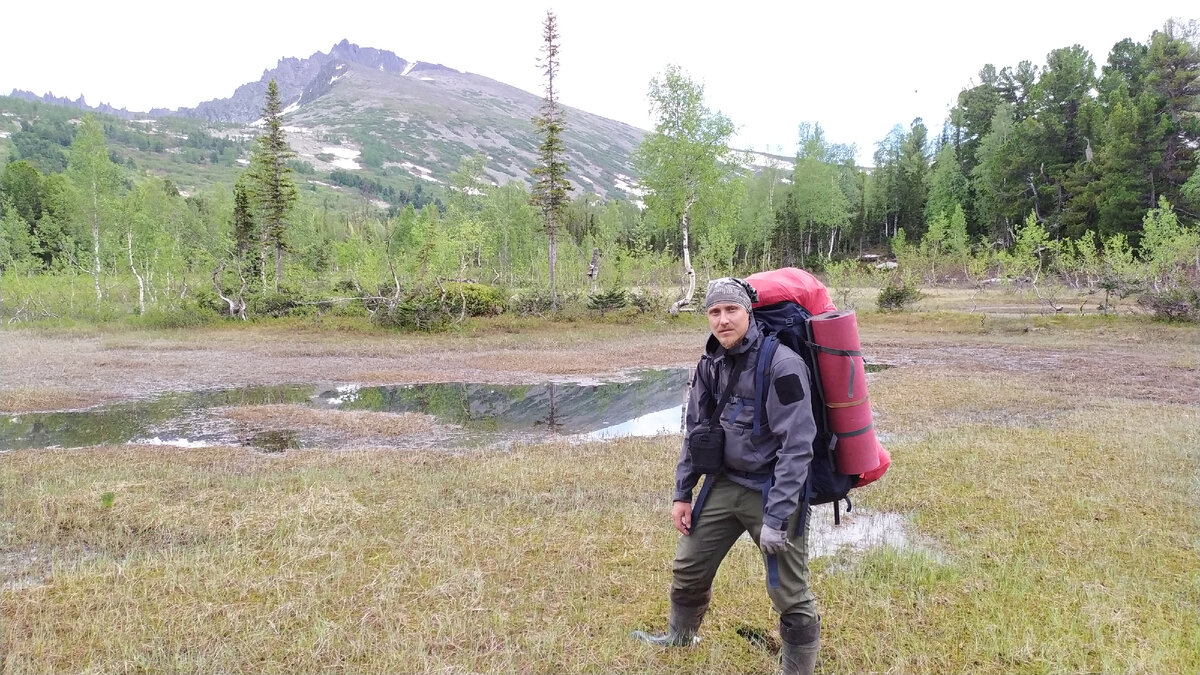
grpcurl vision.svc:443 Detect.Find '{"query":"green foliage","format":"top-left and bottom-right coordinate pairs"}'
top-left (368, 283), bottom-right (505, 331)
top-left (451, 283), bottom-right (506, 317)
top-left (635, 64), bottom-right (736, 268)
top-left (822, 259), bottom-right (878, 310)
top-left (877, 272), bottom-right (925, 311)
top-left (924, 143), bottom-right (969, 227)
top-left (250, 286), bottom-right (307, 318)
top-left (287, 159), bottom-right (315, 175)
top-left (530, 10), bottom-right (571, 308)
top-left (245, 80), bottom-right (299, 291)
top-left (1140, 197), bottom-right (1200, 289)
top-left (587, 287), bottom-right (627, 316)
top-left (129, 305), bottom-right (219, 329)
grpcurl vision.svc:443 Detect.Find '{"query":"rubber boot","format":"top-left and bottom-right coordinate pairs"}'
top-left (779, 615), bottom-right (820, 675)
top-left (630, 601), bottom-right (707, 647)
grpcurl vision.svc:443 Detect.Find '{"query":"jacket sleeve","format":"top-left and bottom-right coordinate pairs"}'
top-left (673, 359), bottom-right (711, 503)
top-left (762, 350), bottom-right (817, 530)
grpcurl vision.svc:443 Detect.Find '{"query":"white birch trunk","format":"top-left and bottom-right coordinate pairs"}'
top-left (128, 229), bottom-right (145, 315)
top-left (669, 195), bottom-right (698, 315)
top-left (91, 176), bottom-right (102, 303)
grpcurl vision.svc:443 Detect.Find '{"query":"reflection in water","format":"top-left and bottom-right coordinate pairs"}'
top-left (1, 363), bottom-right (896, 452)
top-left (310, 369), bottom-right (691, 435)
top-left (0, 370), bottom-right (692, 451)
top-left (582, 406), bottom-right (683, 440)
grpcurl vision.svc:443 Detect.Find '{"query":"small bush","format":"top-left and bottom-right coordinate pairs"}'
top-left (131, 305), bottom-right (218, 329)
top-left (631, 290), bottom-right (670, 315)
top-left (450, 283), bottom-right (506, 317)
top-left (877, 278), bottom-right (924, 311)
top-left (509, 289), bottom-right (557, 315)
top-left (371, 296), bottom-right (452, 331)
top-left (587, 287), bottom-right (628, 316)
top-left (1137, 287), bottom-right (1199, 322)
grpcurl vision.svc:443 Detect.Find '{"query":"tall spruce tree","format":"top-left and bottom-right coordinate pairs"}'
top-left (232, 177), bottom-right (259, 280)
top-left (530, 10), bottom-right (571, 309)
top-left (247, 79), bottom-right (297, 291)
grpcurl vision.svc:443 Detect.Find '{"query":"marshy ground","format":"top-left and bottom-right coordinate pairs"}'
top-left (1, 304), bottom-right (1196, 673)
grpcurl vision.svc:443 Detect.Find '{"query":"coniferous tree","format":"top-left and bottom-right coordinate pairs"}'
top-left (896, 118), bottom-right (930, 238)
top-left (232, 178), bottom-right (259, 281)
top-left (531, 10), bottom-right (571, 309)
top-left (924, 142), bottom-right (970, 229)
top-left (247, 79), bottom-right (298, 291)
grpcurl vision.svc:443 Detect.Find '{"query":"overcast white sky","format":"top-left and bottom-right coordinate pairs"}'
top-left (3, 1), bottom-right (1195, 164)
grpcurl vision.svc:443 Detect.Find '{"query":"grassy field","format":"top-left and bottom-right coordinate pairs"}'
top-left (1, 309), bottom-right (1197, 673)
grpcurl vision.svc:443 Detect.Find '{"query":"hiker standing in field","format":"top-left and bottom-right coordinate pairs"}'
top-left (632, 277), bottom-right (821, 675)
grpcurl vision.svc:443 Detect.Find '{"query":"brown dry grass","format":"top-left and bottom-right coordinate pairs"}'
top-left (222, 404), bottom-right (435, 437)
top-left (2, 311), bottom-right (1198, 673)
top-left (0, 388), bottom-right (114, 413)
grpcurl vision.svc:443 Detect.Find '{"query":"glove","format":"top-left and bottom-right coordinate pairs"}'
top-left (758, 524), bottom-right (791, 555)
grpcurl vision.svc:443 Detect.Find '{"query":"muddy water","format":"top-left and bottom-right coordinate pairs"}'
top-left (0, 369), bottom-right (692, 451)
top-left (1, 364), bottom-right (895, 452)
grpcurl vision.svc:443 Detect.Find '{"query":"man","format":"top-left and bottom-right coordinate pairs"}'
top-left (632, 277), bottom-right (821, 675)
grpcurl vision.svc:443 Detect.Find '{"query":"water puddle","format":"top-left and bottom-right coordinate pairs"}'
top-left (734, 503), bottom-right (940, 562)
top-left (806, 504), bottom-right (920, 558)
top-left (1, 362), bottom-right (895, 452)
top-left (0, 369), bottom-right (692, 451)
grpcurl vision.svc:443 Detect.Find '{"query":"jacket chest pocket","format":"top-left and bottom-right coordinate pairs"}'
top-left (721, 395), bottom-right (757, 429)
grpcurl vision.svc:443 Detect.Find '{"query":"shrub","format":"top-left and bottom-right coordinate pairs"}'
top-left (876, 277), bottom-right (924, 311)
top-left (131, 305), bottom-right (218, 329)
top-left (449, 283), bottom-right (505, 317)
top-left (1137, 287), bottom-right (1200, 322)
top-left (368, 283), bottom-right (506, 330)
top-left (588, 287), bottom-right (628, 316)
top-left (509, 289), bottom-right (557, 315)
top-left (371, 296), bottom-right (452, 331)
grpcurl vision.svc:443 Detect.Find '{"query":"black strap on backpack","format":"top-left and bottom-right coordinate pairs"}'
top-left (707, 354), bottom-right (743, 426)
top-left (688, 355), bottom-right (745, 528)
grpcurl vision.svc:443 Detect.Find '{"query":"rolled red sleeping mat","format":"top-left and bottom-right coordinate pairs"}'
top-left (856, 447), bottom-right (890, 487)
top-left (809, 309), bottom-right (882, 475)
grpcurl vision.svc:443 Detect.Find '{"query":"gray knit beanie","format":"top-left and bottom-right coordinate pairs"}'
top-left (704, 277), bottom-right (755, 314)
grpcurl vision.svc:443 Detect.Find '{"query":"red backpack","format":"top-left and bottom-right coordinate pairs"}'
top-left (745, 268), bottom-right (891, 525)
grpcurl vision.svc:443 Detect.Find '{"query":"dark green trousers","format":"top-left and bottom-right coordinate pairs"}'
top-left (670, 476), bottom-right (817, 623)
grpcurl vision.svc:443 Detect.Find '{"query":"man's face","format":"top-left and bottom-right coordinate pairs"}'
top-left (707, 302), bottom-right (750, 349)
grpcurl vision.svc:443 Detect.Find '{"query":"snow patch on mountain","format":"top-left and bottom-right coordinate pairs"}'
top-left (323, 146), bottom-right (361, 170)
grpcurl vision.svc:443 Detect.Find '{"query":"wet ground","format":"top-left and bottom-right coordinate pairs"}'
top-left (0, 369), bottom-right (693, 452)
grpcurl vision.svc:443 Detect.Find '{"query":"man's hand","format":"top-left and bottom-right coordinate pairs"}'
top-left (758, 524), bottom-right (791, 555)
top-left (671, 501), bottom-right (693, 535)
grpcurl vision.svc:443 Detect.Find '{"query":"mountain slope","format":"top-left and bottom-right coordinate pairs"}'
top-left (174, 40), bottom-right (645, 200)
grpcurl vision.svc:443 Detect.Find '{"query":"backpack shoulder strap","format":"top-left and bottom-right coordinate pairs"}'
top-left (753, 334), bottom-right (780, 436)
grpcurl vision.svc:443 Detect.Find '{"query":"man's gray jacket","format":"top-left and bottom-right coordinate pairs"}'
top-left (674, 320), bottom-right (817, 531)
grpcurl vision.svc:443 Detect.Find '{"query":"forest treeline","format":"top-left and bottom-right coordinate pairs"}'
top-left (1, 21), bottom-right (1197, 326)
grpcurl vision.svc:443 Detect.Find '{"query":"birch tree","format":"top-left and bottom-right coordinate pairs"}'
top-left (66, 115), bottom-right (118, 303)
top-left (634, 65), bottom-right (735, 314)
